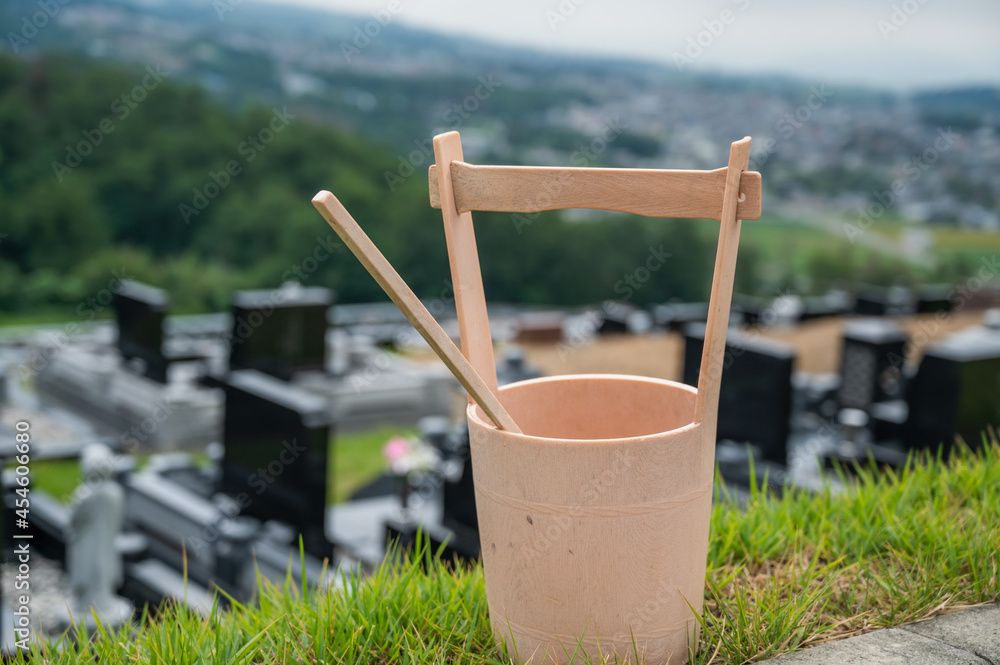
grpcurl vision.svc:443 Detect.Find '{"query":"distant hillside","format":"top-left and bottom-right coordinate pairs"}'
top-left (0, 53), bottom-right (734, 316)
top-left (4, 0), bottom-right (997, 233)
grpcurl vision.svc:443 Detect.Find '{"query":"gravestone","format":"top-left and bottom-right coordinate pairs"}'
top-left (870, 400), bottom-right (908, 442)
top-left (229, 283), bottom-right (333, 380)
top-left (653, 302), bottom-right (709, 332)
top-left (495, 346), bottom-right (543, 387)
top-left (597, 301), bottom-right (635, 334)
top-left (904, 331), bottom-right (1000, 453)
top-left (733, 295), bottom-right (768, 326)
top-left (682, 323), bottom-right (795, 464)
top-left (441, 427), bottom-right (477, 531)
top-left (822, 407), bottom-right (909, 472)
top-left (837, 319), bottom-right (908, 412)
top-left (916, 284), bottom-right (955, 314)
top-left (800, 290), bottom-right (852, 322)
top-left (853, 285), bottom-right (912, 317)
top-left (219, 369), bottom-right (334, 560)
top-left (114, 280), bottom-right (169, 383)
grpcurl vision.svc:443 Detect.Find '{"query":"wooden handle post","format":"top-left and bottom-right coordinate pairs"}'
top-left (432, 132), bottom-right (500, 402)
top-left (693, 137), bottom-right (753, 424)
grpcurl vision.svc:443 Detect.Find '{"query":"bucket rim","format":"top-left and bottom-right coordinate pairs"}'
top-left (467, 373), bottom-right (701, 444)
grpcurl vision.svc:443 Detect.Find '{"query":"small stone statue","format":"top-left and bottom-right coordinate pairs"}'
top-left (59, 443), bottom-right (133, 630)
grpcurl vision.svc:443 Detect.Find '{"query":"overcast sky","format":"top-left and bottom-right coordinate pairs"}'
top-left (267, 0), bottom-right (1000, 90)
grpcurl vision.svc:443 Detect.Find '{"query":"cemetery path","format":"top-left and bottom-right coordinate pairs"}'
top-left (493, 310), bottom-right (986, 379)
top-left (762, 603), bottom-right (999, 664)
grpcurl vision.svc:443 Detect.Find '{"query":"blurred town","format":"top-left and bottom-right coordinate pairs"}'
top-left (0, 0), bottom-right (998, 653)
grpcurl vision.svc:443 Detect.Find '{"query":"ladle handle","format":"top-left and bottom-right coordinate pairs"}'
top-left (312, 191), bottom-right (522, 434)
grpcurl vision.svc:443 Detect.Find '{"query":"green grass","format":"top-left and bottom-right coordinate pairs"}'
top-left (15, 438), bottom-right (999, 664)
top-left (20, 426), bottom-right (414, 505)
top-left (16, 458), bottom-right (81, 504)
top-left (0, 309), bottom-right (113, 328)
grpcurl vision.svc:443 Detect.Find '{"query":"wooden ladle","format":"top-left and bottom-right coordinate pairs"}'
top-left (312, 191), bottom-right (522, 433)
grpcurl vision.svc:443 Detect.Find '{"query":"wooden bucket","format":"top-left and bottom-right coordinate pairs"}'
top-left (467, 373), bottom-right (713, 663)
top-left (429, 132), bottom-right (757, 663)
top-left (312, 130), bottom-right (758, 663)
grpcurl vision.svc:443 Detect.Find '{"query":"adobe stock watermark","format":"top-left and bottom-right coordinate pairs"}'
top-left (893, 255), bottom-right (1000, 370)
top-left (545, 0), bottom-right (588, 31)
top-left (554, 242), bottom-right (670, 364)
top-left (613, 246), bottom-right (674, 301)
top-left (521, 447), bottom-right (633, 561)
top-left (220, 285), bottom-right (291, 357)
top-left (179, 106), bottom-right (295, 224)
top-left (673, 0), bottom-right (751, 72)
top-left (16, 269), bottom-right (132, 381)
top-left (185, 437), bottom-right (308, 557)
top-left (878, 0), bottom-right (930, 40)
top-left (213, 0), bottom-right (246, 20)
top-left (117, 398), bottom-right (177, 453)
top-left (383, 75), bottom-right (503, 192)
top-left (843, 127), bottom-right (958, 243)
top-left (6, 0), bottom-right (71, 54)
top-left (750, 85), bottom-right (833, 171)
top-left (209, 235), bottom-right (340, 358)
top-left (340, 0), bottom-right (403, 62)
top-left (511, 116), bottom-right (627, 234)
top-left (51, 65), bottom-right (170, 182)
top-left (350, 279), bottom-right (456, 394)
top-left (280, 234), bottom-right (342, 284)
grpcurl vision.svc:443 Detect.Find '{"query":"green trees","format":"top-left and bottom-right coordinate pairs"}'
top-left (0, 53), bottom-right (720, 317)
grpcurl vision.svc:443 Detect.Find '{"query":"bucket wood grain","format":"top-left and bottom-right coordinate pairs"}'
top-left (467, 373), bottom-right (715, 664)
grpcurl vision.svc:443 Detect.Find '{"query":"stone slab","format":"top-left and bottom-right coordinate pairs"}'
top-left (767, 627), bottom-right (986, 664)
top-left (902, 605), bottom-right (1000, 665)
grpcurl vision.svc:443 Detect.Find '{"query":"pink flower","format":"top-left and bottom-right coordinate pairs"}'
top-left (383, 437), bottom-right (411, 463)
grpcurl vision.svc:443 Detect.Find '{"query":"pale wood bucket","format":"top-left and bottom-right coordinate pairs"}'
top-left (467, 374), bottom-right (712, 663)
top-left (426, 132), bottom-right (758, 664)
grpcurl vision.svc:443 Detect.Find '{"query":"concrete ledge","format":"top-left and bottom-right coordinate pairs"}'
top-left (902, 604), bottom-right (1000, 665)
top-left (766, 626), bottom-right (988, 664)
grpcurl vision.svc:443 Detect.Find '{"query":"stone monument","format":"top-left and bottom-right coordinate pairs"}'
top-left (58, 443), bottom-right (134, 630)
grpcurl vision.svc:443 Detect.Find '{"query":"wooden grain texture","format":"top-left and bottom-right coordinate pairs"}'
top-left (432, 132), bottom-right (500, 401)
top-left (428, 162), bottom-right (762, 220)
top-left (694, 137), bottom-right (753, 425)
top-left (467, 375), bottom-right (714, 664)
top-left (311, 190), bottom-right (521, 433)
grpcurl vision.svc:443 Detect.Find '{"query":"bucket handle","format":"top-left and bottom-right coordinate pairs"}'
top-left (433, 132), bottom-right (501, 403)
top-left (693, 137), bottom-right (752, 425)
top-left (431, 133), bottom-right (755, 426)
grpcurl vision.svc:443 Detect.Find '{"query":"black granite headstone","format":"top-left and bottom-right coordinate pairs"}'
top-left (915, 284), bottom-right (955, 314)
top-left (654, 302), bottom-right (709, 332)
top-left (219, 369), bottom-right (333, 559)
top-left (732, 295), bottom-right (767, 326)
top-left (854, 285), bottom-right (913, 317)
top-left (441, 429), bottom-right (477, 533)
top-left (837, 319), bottom-right (908, 412)
top-left (114, 280), bottom-right (169, 383)
top-left (496, 346), bottom-right (543, 387)
top-left (800, 291), bottom-right (852, 322)
top-left (682, 324), bottom-right (795, 464)
top-left (597, 301), bottom-right (634, 335)
top-left (229, 285), bottom-right (333, 380)
top-left (904, 331), bottom-right (1000, 453)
